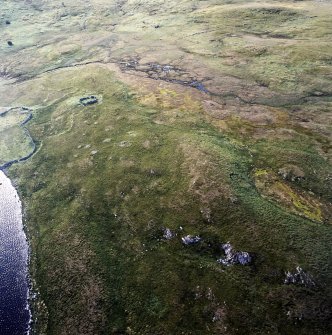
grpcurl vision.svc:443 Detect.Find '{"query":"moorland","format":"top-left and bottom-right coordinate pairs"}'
top-left (0, 0), bottom-right (331, 334)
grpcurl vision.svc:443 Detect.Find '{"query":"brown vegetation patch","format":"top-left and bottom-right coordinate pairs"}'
top-left (180, 140), bottom-right (233, 205)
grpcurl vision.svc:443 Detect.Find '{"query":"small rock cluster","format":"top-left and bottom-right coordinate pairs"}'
top-left (217, 242), bottom-right (252, 266)
top-left (284, 266), bottom-right (316, 288)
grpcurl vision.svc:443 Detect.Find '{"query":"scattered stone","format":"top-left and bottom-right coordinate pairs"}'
top-left (284, 266), bottom-right (316, 288)
top-left (142, 140), bottom-right (151, 149)
top-left (7, 41), bottom-right (13, 46)
top-left (278, 165), bottom-right (305, 182)
top-left (181, 235), bottom-right (202, 245)
top-left (212, 307), bottom-right (226, 322)
top-left (90, 150), bottom-right (98, 155)
top-left (147, 169), bottom-right (161, 177)
top-left (189, 81), bottom-right (208, 93)
top-left (80, 95), bottom-right (98, 106)
top-left (312, 91), bottom-right (325, 97)
top-left (127, 131), bottom-right (137, 137)
top-left (194, 286), bottom-right (203, 300)
top-left (102, 138), bottom-right (111, 143)
top-left (119, 141), bottom-right (131, 147)
top-left (162, 228), bottom-right (175, 240)
top-left (84, 144), bottom-right (91, 149)
top-left (217, 242), bottom-right (252, 266)
top-left (206, 287), bottom-right (215, 301)
top-left (162, 65), bottom-right (172, 73)
top-left (229, 196), bottom-right (239, 204)
top-left (154, 24), bottom-right (161, 28)
top-left (149, 169), bottom-right (157, 176)
top-left (200, 207), bottom-right (212, 223)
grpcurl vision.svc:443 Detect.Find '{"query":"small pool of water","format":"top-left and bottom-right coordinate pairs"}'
top-left (0, 170), bottom-right (30, 335)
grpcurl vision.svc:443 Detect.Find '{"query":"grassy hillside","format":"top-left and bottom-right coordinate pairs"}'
top-left (0, 0), bottom-right (331, 334)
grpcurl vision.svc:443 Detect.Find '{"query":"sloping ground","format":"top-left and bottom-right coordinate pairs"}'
top-left (1, 0), bottom-right (331, 334)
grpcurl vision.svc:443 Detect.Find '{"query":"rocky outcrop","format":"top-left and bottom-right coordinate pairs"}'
top-left (217, 242), bottom-right (252, 266)
top-left (162, 228), bottom-right (175, 240)
top-left (181, 235), bottom-right (202, 245)
top-left (284, 266), bottom-right (316, 288)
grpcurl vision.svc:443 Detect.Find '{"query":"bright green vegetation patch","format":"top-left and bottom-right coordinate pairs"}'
top-left (9, 65), bottom-right (332, 335)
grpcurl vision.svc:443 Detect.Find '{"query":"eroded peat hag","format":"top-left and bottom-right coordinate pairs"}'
top-left (1, 0), bottom-right (331, 334)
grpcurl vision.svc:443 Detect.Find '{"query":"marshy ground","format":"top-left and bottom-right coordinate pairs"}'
top-left (0, 0), bottom-right (331, 334)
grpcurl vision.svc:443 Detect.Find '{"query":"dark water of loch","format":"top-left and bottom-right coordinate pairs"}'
top-left (0, 170), bottom-right (30, 335)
